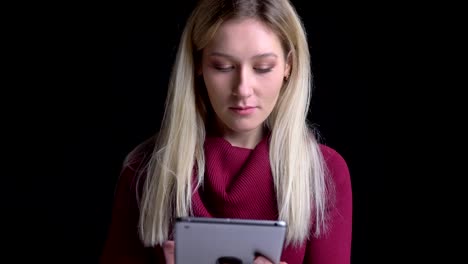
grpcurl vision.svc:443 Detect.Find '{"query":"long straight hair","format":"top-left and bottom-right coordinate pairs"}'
top-left (137, 0), bottom-right (334, 247)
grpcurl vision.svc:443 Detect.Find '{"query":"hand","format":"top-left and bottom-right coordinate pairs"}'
top-left (162, 240), bottom-right (175, 264)
top-left (162, 240), bottom-right (287, 264)
top-left (254, 255), bottom-right (288, 264)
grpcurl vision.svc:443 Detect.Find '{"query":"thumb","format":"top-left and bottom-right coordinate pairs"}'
top-left (254, 255), bottom-right (288, 264)
top-left (162, 240), bottom-right (175, 264)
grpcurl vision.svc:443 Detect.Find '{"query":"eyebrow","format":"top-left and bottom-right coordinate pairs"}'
top-left (209, 52), bottom-right (278, 59)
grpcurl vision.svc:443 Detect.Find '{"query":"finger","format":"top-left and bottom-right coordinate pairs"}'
top-left (162, 240), bottom-right (175, 264)
top-left (253, 255), bottom-right (288, 264)
top-left (253, 255), bottom-right (271, 264)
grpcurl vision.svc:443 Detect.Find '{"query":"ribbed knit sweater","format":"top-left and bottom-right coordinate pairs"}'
top-left (100, 135), bottom-right (352, 264)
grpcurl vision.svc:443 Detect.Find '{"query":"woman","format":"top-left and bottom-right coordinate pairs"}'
top-left (101, 0), bottom-right (352, 263)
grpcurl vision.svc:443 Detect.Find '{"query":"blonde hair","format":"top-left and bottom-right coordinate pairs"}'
top-left (138, 0), bottom-right (334, 247)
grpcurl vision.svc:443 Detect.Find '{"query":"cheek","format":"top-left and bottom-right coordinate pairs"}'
top-left (203, 72), bottom-right (234, 95)
top-left (204, 76), bottom-right (221, 96)
top-left (260, 75), bottom-right (284, 99)
top-left (203, 76), bottom-right (231, 107)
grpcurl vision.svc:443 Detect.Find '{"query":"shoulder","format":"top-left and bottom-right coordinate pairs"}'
top-left (318, 144), bottom-right (347, 167)
top-left (318, 144), bottom-right (350, 185)
top-left (116, 135), bottom-right (157, 194)
top-left (123, 135), bottom-right (157, 172)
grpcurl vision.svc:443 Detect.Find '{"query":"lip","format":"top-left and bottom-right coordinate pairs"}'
top-left (229, 106), bottom-right (257, 115)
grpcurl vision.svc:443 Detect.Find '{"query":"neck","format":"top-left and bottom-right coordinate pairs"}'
top-left (205, 116), bottom-right (266, 149)
top-left (222, 128), bottom-right (264, 149)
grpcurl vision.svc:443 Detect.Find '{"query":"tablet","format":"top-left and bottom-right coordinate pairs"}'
top-left (174, 217), bottom-right (287, 264)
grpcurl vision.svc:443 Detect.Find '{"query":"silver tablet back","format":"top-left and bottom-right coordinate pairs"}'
top-left (174, 217), bottom-right (287, 264)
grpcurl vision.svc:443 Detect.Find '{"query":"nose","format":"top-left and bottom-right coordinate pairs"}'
top-left (232, 67), bottom-right (253, 98)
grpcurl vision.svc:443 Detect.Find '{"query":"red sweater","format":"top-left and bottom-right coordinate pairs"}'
top-left (100, 135), bottom-right (352, 264)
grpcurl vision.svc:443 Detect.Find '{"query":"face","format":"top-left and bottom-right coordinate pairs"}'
top-left (201, 18), bottom-right (291, 136)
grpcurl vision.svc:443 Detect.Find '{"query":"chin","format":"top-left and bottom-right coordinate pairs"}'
top-left (226, 122), bottom-right (264, 134)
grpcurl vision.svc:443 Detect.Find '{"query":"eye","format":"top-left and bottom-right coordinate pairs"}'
top-left (254, 67), bottom-right (273, 74)
top-left (214, 65), bottom-right (234, 72)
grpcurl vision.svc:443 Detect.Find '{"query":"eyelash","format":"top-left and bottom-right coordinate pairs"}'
top-left (214, 66), bottom-right (272, 74)
top-left (214, 66), bottom-right (234, 72)
top-left (255, 68), bottom-right (272, 73)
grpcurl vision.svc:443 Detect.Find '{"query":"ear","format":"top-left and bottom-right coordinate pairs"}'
top-left (284, 51), bottom-right (292, 80)
top-left (197, 65), bottom-right (203, 76)
top-left (196, 55), bottom-right (204, 76)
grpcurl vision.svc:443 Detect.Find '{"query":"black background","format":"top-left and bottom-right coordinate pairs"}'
top-left (9, 1), bottom-right (394, 263)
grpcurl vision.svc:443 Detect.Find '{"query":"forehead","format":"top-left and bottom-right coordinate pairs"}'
top-left (204, 18), bottom-right (285, 59)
